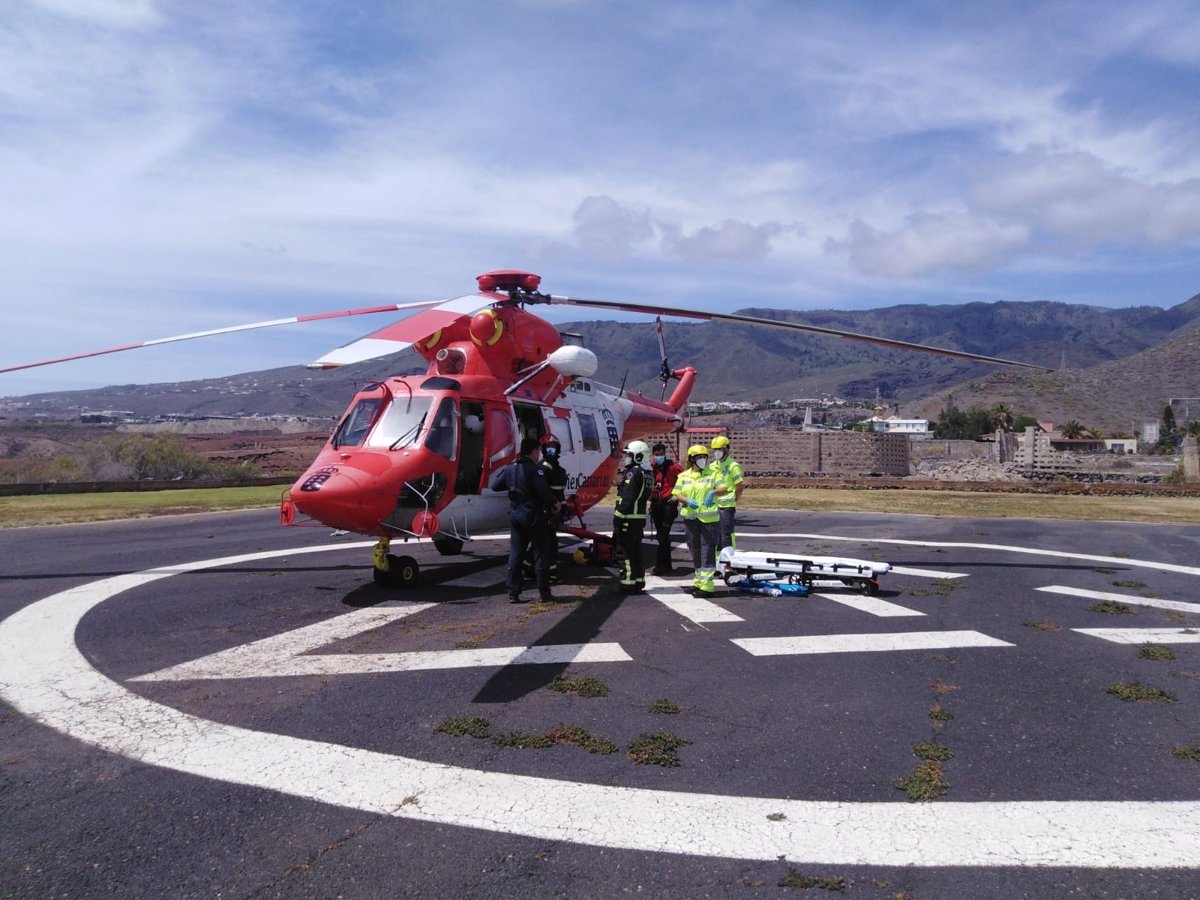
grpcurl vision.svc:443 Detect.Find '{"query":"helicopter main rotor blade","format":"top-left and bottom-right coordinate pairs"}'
top-left (0, 300), bottom-right (444, 376)
top-left (304, 294), bottom-right (490, 369)
top-left (546, 294), bottom-right (1051, 371)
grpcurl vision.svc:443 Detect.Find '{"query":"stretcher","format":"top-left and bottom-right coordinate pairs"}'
top-left (717, 547), bottom-right (890, 594)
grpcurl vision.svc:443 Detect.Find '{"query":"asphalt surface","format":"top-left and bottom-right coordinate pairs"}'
top-left (2, 505), bottom-right (1199, 899)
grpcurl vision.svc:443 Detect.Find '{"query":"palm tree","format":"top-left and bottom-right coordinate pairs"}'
top-left (1060, 420), bottom-right (1086, 439)
top-left (991, 402), bottom-right (1014, 433)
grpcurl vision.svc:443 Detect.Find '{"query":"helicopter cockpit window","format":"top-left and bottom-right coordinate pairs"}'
top-left (365, 395), bottom-right (432, 449)
top-left (334, 398), bottom-right (384, 448)
top-left (424, 397), bottom-right (458, 460)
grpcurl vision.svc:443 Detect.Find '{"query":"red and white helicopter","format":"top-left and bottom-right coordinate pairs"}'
top-left (3, 269), bottom-right (1046, 586)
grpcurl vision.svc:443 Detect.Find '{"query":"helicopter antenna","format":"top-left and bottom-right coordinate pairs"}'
top-left (655, 316), bottom-right (673, 401)
top-left (618, 369), bottom-right (629, 396)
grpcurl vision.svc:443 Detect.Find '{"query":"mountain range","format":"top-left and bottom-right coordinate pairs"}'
top-left (4, 292), bottom-right (1198, 434)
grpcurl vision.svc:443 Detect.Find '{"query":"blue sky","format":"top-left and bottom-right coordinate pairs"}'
top-left (3, 0), bottom-right (1200, 395)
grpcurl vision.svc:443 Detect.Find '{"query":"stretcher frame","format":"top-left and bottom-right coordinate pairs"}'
top-left (717, 547), bottom-right (890, 594)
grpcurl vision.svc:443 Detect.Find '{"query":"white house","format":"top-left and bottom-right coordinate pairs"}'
top-left (865, 416), bottom-right (931, 438)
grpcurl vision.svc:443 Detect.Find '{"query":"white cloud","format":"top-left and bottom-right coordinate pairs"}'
top-left (25, 0), bottom-right (161, 28)
top-left (571, 196), bottom-right (655, 259)
top-left (972, 149), bottom-right (1200, 246)
top-left (836, 214), bottom-right (1030, 279)
top-left (660, 219), bottom-right (782, 263)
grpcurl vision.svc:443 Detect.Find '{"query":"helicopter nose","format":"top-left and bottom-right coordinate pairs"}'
top-left (290, 466), bottom-right (391, 530)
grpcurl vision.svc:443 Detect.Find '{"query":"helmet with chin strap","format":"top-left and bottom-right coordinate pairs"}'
top-left (687, 444), bottom-right (708, 460)
top-left (623, 440), bottom-right (650, 465)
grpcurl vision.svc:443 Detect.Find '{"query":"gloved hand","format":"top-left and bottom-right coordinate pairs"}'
top-left (704, 490), bottom-right (715, 506)
top-left (686, 499), bottom-right (699, 510)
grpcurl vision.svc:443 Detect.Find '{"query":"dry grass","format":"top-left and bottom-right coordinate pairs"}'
top-left (750, 488), bottom-right (1200, 525)
top-left (0, 486), bottom-right (286, 527)
top-left (3, 484), bottom-right (1198, 528)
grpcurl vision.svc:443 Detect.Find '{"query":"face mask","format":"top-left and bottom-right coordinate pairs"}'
top-left (694, 457), bottom-right (708, 468)
top-left (653, 455), bottom-right (665, 466)
top-left (711, 450), bottom-right (724, 461)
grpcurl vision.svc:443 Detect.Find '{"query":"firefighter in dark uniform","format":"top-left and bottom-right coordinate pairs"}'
top-left (490, 436), bottom-right (560, 604)
top-left (540, 437), bottom-right (569, 584)
top-left (649, 441), bottom-right (684, 575)
top-left (613, 440), bottom-right (652, 594)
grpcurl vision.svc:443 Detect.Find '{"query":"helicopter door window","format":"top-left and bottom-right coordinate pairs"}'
top-left (424, 397), bottom-right (458, 460)
top-left (577, 413), bottom-right (601, 452)
top-left (365, 396), bottom-right (432, 449)
top-left (513, 402), bottom-right (545, 442)
top-left (334, 398), bottom-right (384, 448)
top-left (456, 401), bottom-right (486, 494)
top-left (486, 407), bottom-right (516, 465)
top-left (547, 416), bottom-right (574, 452)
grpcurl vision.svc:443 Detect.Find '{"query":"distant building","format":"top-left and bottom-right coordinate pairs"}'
top-left (864, 415), bottom-right (931, 438)
top-left (1049, 437), bottom-right (1106, 453)
top-left (1104, 438), bottom-right (1138, 454)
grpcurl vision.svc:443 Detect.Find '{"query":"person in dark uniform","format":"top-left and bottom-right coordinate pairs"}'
top-left (612, 440), bottom-right (652, 594)
top-left (490, 436), bottom-right (561, 604)
top-left (540, 437), bottom-right (569, 584)
top-left (648, 441), bottom-right (684, 575)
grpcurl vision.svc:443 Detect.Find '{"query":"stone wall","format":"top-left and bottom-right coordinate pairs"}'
top-left (639, 427), bottom-right (911, 477)
top-left (1184, 436), bottom-right (1199, 483)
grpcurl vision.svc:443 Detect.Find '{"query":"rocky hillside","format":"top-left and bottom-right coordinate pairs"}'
top-left (903, 329), bottom-right (1200, 433)
top-left (3, 291), bottom-right (1198, 431)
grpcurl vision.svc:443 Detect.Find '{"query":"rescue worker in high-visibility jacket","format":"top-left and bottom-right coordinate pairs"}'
top-left (671, 444), bottom-right (727, 594)
top-left (708, 434), bottom-right (744, 551)
top-left (613, 440), bottom-right (653, 594)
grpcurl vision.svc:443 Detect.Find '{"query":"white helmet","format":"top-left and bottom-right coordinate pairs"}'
top-left (623, 440), bottom-right (651, 466)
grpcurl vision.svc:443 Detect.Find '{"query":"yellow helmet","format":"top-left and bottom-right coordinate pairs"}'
top-left (687, 444), bottom-right (708, 459)
top-left (710, 434), bottom-right (730, 450)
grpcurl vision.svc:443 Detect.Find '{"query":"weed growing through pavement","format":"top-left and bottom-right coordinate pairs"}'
top-left (928, 702), bottom-right (954, 722)
top-left (1023, 620), bottom-right (1061, 631)
top-left (1089, 601), bottom-right (1134, 615)
top-left (895, 761), bottom-right (949, 801)
top-left (778, 869), bottom-right (846, 891)
top-left (434, 715), bottom-right (490, 738)
top-left (545, 724), bottom-right (618, 754)
top-left (647, 699), bottom-right (681, 714)
top-left (1173, 744), bottom-right (1200, 761)
top-left (1093, 567), bottom-right (1118, 574)
top-left (913, 741), bottom-right (954, 762)
top-left (766, 812), bottom-right (787, 822)
top-left (1104, 681), bottom-right (1177, 703)
top-left (627, 731), bottom-right (691, 767)
top-left (930, 679), bottom-right (958, 695)
top-left (491, 731), bottom-right (554, 750)
top-left (549, 675), bottom-right (609, 697)
top-left (1112, 580), bottom-right (1147, 590)
top-left (1138, 643), bottom-right (1178, 661)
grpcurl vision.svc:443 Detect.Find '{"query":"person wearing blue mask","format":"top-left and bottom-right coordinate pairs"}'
top-left (649, 442), bottom-right (683, 575)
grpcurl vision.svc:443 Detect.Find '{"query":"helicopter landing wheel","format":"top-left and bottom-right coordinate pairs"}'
top-left (433, 536), bottom-right (464, 556)
top-left (373, 553), bottom-right (419, 588)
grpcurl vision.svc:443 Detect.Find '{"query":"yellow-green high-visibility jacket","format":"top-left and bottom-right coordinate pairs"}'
top-left (672, 466), bottom-right (721, 523)
top-left (711, 457), bottom-right (743, 509)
